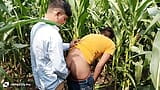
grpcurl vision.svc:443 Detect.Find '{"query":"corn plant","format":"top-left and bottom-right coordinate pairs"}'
top-left (66, 0), bottom-right (90, 39)
top-left (0, 0), bottom-right (49, 89)
top-left (106, 0), bottom-right (160, 89)
top-left (150, 29), bottom-right (160, 90)
top-left (148, 7), bottom-right (160, 90)
top-left (86, 0), bottom-right (160, 89)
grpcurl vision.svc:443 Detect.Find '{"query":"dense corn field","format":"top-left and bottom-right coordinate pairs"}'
top-left (0, 0), bottom-right (160, 90)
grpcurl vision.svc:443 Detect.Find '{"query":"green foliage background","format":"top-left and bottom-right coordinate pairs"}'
top-left (0, 0), bottom-right (160, 90)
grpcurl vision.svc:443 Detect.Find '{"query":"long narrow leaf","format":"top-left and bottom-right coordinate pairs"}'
top-left (133, 60), bottom-right (143, 84)
top-left (126, 73), bottom-right (136, 88)
top-left (0, 0), bottom-right (11, 15)
top-left (127, 0), bottom-right (138, 13)
top-left (0, 18), bottom-right (57, 33)
top-left (150, 30), bottom-right (160, 89)
top-left (143, 13), bottom-right (160, 35)
top-left (136, 0), bottom-right (152, 21)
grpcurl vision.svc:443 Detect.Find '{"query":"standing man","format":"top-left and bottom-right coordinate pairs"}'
top-left (30, 0), bottom-right (72, 89)
top-left (66, 27), bottom-right (116, 90)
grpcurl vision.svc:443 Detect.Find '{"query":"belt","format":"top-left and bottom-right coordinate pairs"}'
top-left (69, 75), bottom-right (93, 83)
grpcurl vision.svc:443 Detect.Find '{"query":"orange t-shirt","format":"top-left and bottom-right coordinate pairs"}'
top-left (75, 34), bottom-right (115, 64)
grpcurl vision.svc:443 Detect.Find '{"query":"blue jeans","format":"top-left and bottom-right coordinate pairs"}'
top-left (67, 75), bottom-right (94, 90)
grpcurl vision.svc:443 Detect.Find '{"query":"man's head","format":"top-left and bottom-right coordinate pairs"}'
top-left (100, 27), bottom-right (114, 39)
top-left (45, 0), bottom-right (72, 24)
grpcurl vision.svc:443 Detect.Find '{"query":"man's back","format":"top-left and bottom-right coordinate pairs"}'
top-left (75, 34), bottom-right (115, 64)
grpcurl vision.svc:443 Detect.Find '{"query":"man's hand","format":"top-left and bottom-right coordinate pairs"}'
top-left (70, 39), bottom-right (80, 48)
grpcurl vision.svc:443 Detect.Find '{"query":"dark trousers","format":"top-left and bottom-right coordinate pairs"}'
top-left (67, 75), bottom-right (94, 90)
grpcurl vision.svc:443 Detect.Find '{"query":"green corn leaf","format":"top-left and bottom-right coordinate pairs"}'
top-left (78, 0), bottom-right (89, 28)
top-left (135, 0), bottom-right (152, 21)
top-left (117, 0), bottom-right (125, 20)
top-left (127, 0), bottom-right (138, 13)
top-left (0, 0), bottom-right (11, 15)
top-left (109, 0), bottom-right (120, 12)
top-left (147, 7), bottom-right (160, 17)
top-left (88, 9), bottom-right (99, 22)
top-left (143, 13), bottom-right (160, 35)
top-left (0, 18), bottom-right (56, 33)
top-left (133, 0), bottom-right (152, 28)
top-left (13, 44), bottom-right (29, 49)
top-left (131, 46), bottom-right (141, 54)
top-left (68, 0), bottom-right (77, 17)
top-left (109, 0), bottom-right (127, 27)
top-left (133, 60), bottom-right (143, 84)
top-left (126, 73), bottom-right (136, 87)
top-left (102, 0), bottom-right (109, 11)
top-left (130, 51), bottom-right (152, 59)
top-left (150, 30), bottom-right (160, 89)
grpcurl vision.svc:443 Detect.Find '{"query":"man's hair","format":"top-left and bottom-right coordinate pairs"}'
top-left (100, 27), bottom-right (115, 39)
top-left (48, 0), bottom-right (72, 17)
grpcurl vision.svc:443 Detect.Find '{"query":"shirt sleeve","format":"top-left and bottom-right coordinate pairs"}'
top-left (63, 43), bottom-right (70, 51)
top-left (47, 33), bottom-right (69, 80)
top-left (104, 41), bottom-right (116, 55)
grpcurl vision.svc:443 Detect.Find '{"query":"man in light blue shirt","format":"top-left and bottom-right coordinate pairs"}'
top-left (30, 0), bottom-right (72, 89)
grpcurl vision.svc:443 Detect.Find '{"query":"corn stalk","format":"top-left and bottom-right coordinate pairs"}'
top-left (107, 0), bottom-right (157, 89)
top-left (67, 0), bottom-right (89, 39)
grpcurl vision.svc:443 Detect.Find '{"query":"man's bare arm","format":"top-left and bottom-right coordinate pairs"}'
top-left (93, 53), bottom-right (111, 82)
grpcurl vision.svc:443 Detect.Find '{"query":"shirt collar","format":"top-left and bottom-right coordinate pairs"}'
top-left (43, 18), bottom-right (60, 31)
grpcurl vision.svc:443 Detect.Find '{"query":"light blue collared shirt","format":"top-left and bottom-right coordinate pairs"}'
top-left (30, 22), bottom-right (69, 90)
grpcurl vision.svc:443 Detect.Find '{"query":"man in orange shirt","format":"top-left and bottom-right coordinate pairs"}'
top-left (66, 27), bottom-right (116, 90)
